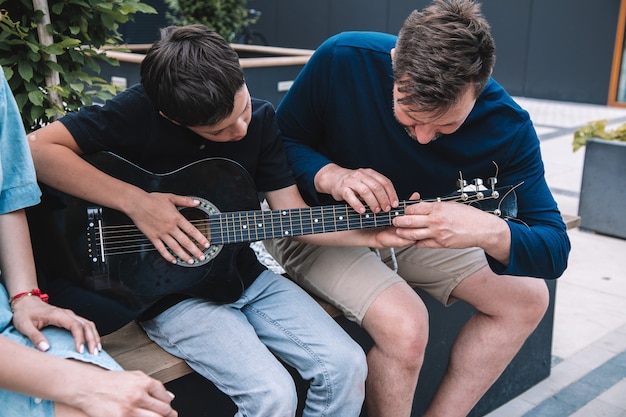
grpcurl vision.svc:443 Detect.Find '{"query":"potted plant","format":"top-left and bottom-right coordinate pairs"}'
top-left (573, 120), bottom-right (626, 239)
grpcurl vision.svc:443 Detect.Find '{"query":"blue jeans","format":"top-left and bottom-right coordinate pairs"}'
top-left (141, 270), bottom-right (367, 417)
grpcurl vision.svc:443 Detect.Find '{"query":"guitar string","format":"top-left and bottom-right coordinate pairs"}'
top-left (94, 193), bottom-right (501, 256)
top-left (92, 192), bottom-right (504, 257)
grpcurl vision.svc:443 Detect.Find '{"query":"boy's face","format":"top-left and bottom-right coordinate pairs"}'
top-left (186, 86), bottom-right (252, 142)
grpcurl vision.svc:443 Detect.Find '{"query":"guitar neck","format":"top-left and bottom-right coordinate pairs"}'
top-left (208, 202), bottom-right (410, 245)
top-left (206, 183), bottom-right (515, 245)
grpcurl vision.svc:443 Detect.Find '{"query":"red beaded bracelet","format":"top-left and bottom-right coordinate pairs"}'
top-left (9, 288), bottom-right (49, 311)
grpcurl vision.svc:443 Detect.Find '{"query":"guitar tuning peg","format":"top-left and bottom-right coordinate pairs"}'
top-left (457, 179), bottom-right (467, 189)
top-left (472, 178), bottom-right (483, 187)
top-left (488, 177), bottom-right (497, 188)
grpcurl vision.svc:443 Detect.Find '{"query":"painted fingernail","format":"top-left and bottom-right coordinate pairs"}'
top-left (38, 341), bottom-right (50, 352)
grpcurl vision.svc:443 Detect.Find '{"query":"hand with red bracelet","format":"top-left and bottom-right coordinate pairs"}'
top-left (10, 290), bottom-right (102, 354)
top-left (1, 210), bottom-right (102, 355)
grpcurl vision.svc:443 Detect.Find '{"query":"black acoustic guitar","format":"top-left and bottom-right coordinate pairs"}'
top-left (39, 152), bottom-right (518, 313)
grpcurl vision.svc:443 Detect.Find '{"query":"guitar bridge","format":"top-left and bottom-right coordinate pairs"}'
top-left (87, 207), bottom-right (110, 290)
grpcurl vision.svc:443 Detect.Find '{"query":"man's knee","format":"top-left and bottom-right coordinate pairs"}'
top-left (517, 278), bottom-right (550, 326)
top-left (487, 277), bottom-right (550, 330)
top-left (363, 287), bottom-right (429, 366)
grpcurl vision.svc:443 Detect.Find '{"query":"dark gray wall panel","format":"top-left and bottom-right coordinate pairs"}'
top-left (524, 0), bottom-right (620, 103)
top-left (120, 0), bottom-right (623, 105)
top-left (329, 1), bottom-right (389, 35)
top-left (482, 0), bottom-right (533, 97)
top-left (243, 0), bottom-right (622, 104)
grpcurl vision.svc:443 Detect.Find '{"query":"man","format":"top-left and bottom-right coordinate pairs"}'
top-left (263, 1), bottom-right (571, 416)
top-left (28, 25), bottom-right (414, 416)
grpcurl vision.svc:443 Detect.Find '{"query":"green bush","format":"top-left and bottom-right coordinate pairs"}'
top-left (0, 0), bottom-right (156, 132)
top-left (164, 0), bottom-right (255, 42)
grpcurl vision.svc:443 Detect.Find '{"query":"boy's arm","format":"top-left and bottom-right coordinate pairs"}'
top-left (28, 121), bottom-right (208, 264)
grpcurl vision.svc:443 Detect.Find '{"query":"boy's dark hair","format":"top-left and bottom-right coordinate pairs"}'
top-left (141, 24), bottom-right (245, 127)
top-left (393, 0), bottom-right (495, 115)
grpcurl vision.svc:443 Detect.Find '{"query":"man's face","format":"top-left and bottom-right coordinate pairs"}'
top-left (393, 82), bottom-right (476, 144)
top-left (185, 86), bottom-right (252, 142)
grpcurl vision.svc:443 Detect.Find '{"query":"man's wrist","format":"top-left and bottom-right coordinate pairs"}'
top-left (314, 163), bottom-right (340, 194)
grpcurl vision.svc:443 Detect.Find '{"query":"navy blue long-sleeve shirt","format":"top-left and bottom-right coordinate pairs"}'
top-left (276, 31), bottom-right (570, 279)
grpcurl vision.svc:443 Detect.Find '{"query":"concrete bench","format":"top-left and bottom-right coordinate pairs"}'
top-left (102, 213), bottom-right (581, 414)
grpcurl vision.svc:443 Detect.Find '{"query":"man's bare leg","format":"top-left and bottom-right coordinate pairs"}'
top-left (362, 282), bottom-right (430, 417)
top-left (423, 267), bottom-right (549, 417)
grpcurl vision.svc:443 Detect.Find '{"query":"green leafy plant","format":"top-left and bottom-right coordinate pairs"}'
top-left (572, 119), bottom-right (626, 152)
top-left (0, 0), bottom-right (156, 132)
top-left (164, 0), bottom-right (257, 42)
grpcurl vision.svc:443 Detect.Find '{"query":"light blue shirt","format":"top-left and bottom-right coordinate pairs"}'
top-left (0, 69), bottom-right (121, 416)
top-left (0, 68), bottom-right (41, 214)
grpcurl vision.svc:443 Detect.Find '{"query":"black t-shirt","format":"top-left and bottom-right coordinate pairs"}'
top-left (48, 85), bottom-right (296, 325)
top-left (61, 84), bottom-right (295, 193)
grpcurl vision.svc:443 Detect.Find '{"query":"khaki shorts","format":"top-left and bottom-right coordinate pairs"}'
top-left (263, 239), bottom-right (488, 325)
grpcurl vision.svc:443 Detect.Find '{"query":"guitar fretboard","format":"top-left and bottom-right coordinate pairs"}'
top-left (208, 203), bottom-right (410, 244)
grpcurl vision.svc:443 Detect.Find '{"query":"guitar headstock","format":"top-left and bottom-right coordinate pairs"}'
top-left (447, 171), bottom-right (519, 219)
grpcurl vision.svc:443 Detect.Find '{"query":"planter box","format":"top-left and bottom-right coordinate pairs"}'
top-left (578, 138), bottom-right (626, 239)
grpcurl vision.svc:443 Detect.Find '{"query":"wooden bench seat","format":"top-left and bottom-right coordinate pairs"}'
top-left (101, 321), bottom-right (193, 382)
top-left (102, 213), bottom-right (581, 385)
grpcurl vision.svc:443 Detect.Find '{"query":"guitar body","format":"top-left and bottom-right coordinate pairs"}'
top-left (52, 152), bottom-right (262, 312)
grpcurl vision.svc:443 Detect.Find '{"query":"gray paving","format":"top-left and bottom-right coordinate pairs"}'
top-left (486, 97), bottom-right (626, 417)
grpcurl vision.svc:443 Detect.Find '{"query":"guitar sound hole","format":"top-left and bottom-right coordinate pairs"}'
top-left (175, 196), bottom-right (222, 267)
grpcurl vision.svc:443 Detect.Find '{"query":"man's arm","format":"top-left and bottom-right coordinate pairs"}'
top-left (393, 200), bottom-right (512, 265)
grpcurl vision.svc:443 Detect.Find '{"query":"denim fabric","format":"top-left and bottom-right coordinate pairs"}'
top-left (0, 68), bottom-right (41, 214)
top-left (0, 393), bottom-right (54, 417)
top-left (0, 286), bottom-right (123, 416)
top-left (141, 270), bottom-right (367, 417)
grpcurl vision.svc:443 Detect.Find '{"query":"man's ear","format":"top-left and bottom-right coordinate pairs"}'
top-left (390, 48), bottom-right (396, 60)
top-left (159, 111), bottom-right (181, 125)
